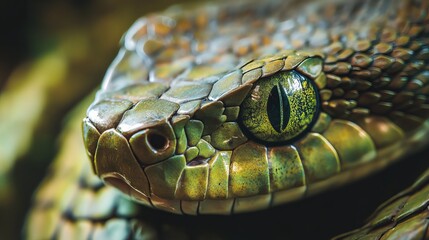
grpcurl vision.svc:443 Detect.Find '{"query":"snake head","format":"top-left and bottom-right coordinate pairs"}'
top-left (81, 7), bottom-right (429, 213)
top-left (81, 50), bottom-right (335, 213)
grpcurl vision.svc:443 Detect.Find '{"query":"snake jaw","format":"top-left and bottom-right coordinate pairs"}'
top-left (101, 172), bottom-right (151, 206)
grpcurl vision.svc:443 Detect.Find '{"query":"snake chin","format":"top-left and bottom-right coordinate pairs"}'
top-left (101, 172), bottom-right (150, 202)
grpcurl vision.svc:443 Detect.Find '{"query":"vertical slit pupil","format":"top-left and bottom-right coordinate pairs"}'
top-left (267, 83), bottom-right (290, 133)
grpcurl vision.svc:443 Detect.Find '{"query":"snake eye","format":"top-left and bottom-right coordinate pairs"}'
top-left (239, 70), bottom-right (320, 145)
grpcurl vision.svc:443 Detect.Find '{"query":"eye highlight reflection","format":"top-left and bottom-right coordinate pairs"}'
top-left (239, 70), bottom-right (320, 145)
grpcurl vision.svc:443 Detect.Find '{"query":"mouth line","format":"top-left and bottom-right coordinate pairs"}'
top-left (101, 172), bottom-right (150, 199)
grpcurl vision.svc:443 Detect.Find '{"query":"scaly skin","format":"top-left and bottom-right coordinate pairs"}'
top-left (82, 0), bottom-right (429, 212)
top-left (25, 0), bottom-right (429, 239)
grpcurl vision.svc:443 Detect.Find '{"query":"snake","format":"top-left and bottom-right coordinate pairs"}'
top-left (24, 0), bottom-right (429, 239)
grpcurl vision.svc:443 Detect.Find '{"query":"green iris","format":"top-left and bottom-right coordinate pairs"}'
top-left (239, 70), bottom-right (319, 144)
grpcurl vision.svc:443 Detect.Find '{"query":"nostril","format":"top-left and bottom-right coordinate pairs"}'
top-left (129, 126), bottom-right (177, 165)
top-left (147, 132), bottom-right (169, 152)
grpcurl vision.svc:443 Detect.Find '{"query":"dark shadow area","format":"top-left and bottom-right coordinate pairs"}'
top-left (0, 0), bottom-right (29, 90)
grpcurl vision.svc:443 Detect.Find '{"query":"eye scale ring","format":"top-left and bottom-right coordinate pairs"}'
top-left (239, 70), bottom-right (320, 145)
